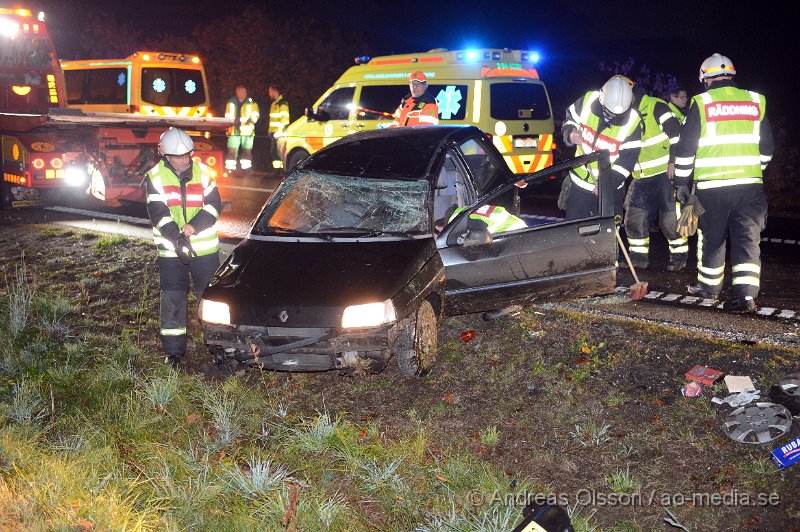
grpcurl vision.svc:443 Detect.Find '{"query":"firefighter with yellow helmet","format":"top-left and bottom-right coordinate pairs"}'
top-left (224, 85), bottom-right (260, 174)
top-left (145, 127), bottom-right (222, 365)
top-left (674, 53), bottom-right (774, 312)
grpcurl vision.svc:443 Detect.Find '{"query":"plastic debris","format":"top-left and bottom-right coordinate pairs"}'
top-left (685, 365), bottom-right (724, 386)
top-left (721, 389), bottom-right (761, 407)
top-left (723, 402), bottom-right (792, 444)
top-left (682, 381), bottom-right (703, 397)
top-left (459, 330), bottom-right (477, 343)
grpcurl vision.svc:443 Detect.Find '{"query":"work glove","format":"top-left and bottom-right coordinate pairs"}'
top-left (174, 234), bottom-right (198, 265)
top-left (674, 185), bottom-right (691, 205)
top-left (676, 194), bottom-right (705, 238)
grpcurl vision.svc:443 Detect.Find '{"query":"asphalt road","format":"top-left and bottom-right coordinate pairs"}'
top-left (3, 172), bottom-right (799, 348)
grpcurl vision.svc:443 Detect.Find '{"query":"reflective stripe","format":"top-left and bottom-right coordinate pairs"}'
top-left (161, 328), bottom-right (186, 336)
top-left (203, 204), bottom-right (220, 218)
top-left (641, 132), bottom-right (668, 147)
top-left (732, 263), bottom-right (760, 274)
top-left (611, 164), bottom-right (630, 177)
top-left (627, 238), bottom-right (649, 245)
top-left (732, 276), bottom-right (760, 287)
top-left (698, 263), bottom-right (725, 275)
top-left (675, 156), bottom-right (695, 165)
top-left (225, 160), bottom-right (237, 170)
top-left (619, 139), bottom-right (642, 150)
top-left (670, 244), bottom-right (690, 253)
top-left (156, 216), bottom-right (172, 229)
top-left (674, 168), bottom-right (693, 178)
top-left (417, 114), bottom-right (438, 124)
top-left (148, 193), bottom-right (164, 202)
top-left (629, 246), bottom-right (649, 253)
top-left (570, 172), bottom-right (595, 191)
top-left (637, 154), bottom-right (670, 169)
top-left (694, 155), bottom-right (762, 168)
top-left (698, 133), bottom-right (760, 146)
top-left (668, 237), bottom-right (688, 246)
top-left (696, 177), bottom-right (762, 189)
top-left (698, 273), bottom-right (723, 286)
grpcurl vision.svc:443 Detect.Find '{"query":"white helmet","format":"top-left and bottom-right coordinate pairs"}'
top-left (599, 76), bottom-right (633, 115)
top-left (699, 53), bottom-right (735, 81)
top-left (158, 127), bottom-right (194, 156)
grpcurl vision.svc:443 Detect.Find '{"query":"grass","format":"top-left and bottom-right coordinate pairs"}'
top-left (0, 225), bottom-right (798, 530)
top-left (93, 234), bottom-right (130, 254)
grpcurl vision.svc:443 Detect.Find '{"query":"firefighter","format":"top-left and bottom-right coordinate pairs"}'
top-left (268, 84), bottom-right (290, 170)
top-left (145, 128), bottom-right (222, 365)
top-left (224, 85), bottom-right (260, 174)
top-left (389, 71), bottom-right (439, 127)
top-left (674, 53), bottom-right (774, 312)
top-left (561, 75), bottom-right (642, 220)
top-left (624, 82), bottom-right (687, 271)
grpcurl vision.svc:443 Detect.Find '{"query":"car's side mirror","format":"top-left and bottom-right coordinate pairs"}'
top-left (304, 107), bottom-right (316, 121)
top-left (463, 228), bottom-right (492, 247)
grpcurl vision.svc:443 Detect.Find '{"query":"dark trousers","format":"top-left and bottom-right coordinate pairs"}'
top-left (695, 184), bottom-right (767, 298)
top-left (624, 174), bottom-right (687, 263)
top-left (157, 252), bottom-right (220, 355)
top-left (565, 180), bottom-right (625, 221)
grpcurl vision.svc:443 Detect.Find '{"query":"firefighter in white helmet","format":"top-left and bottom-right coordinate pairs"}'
top-left (560, 75), bottom-right (643, 220)
top-left (145, 127), bottom-right (222, 365)
top-left (674, 53), bottom-right (774, 312)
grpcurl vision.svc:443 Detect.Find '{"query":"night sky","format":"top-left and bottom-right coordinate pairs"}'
top-left (25, 0), bottom-right (796, 122)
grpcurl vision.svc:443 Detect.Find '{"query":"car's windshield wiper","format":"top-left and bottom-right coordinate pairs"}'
top-left (320, 227), bottom-right (417, 238)
top-left (262, 227), bottom-right (333, 240)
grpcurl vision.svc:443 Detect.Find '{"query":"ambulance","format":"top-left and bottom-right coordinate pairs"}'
top-left (277, 48), bottom-right (555, 174)
top-left (61, 51), bottom-right (211, 117)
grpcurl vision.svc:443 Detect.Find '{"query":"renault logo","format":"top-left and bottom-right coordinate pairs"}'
top-left (278, 310), bottom-right (289, 323)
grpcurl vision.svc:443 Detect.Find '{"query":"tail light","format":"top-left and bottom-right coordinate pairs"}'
top-left (206, 156), bottom-right (217, 166)
top-left (32, 158), bottom-right (44, 169)
top-left (192, 156), bottom-right (201, 163)
top-left (50, 157), bottom-right (63, 169)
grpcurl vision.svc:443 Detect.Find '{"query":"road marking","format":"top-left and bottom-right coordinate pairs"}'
top-left (45, 206), bottom-right (150, 225)
top-left (219, 185), bottom-right (274, 193)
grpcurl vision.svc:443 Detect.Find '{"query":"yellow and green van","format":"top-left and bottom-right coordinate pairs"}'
top-left (277, 48), bottom-right (555, 174)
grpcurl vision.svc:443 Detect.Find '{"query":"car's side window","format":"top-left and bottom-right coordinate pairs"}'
top-left (458, 137), bottom-right (503, 191)
top-left (317, 87), bottom-right (355, 121)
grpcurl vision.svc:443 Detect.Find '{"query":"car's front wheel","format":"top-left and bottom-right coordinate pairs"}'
top-left (286, 149), bottom-right (309, 172)
top-left (394, 300), bottom-right (438, 377)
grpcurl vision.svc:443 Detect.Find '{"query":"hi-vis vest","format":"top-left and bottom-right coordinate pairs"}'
top-left (668, 101), bottom-right (685, 124)
top-left (225, 97), bottom-right (260, 136)
top-left (450, 205), bottom-right (527, 233)
top-left (690, 86), bottom-right (767, 189)
top-left (391, 92), bottom-right (439, 127)
top-left (269, 95), bottom-right (290, 134)
top-left (146, 160), bottom-right (220, 258)
top-left (568, 91), bottom-right (640, 191)
top-left (633, 94), bottom-right (671, 179)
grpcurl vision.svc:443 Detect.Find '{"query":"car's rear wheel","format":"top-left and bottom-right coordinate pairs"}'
top-left (394, 300), bottom-right (437, 377)
top-left (286, 149), bottom-right (309, 172)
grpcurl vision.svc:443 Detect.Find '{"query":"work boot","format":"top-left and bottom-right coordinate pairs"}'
top-left (164, 352), bottom-right (184, 368)
top-left (723, 296), bottom-right (757, 314)
top-left (666, 257), bottom-right (687, 272)
top-left (687, 283), bottom-right (718, 300)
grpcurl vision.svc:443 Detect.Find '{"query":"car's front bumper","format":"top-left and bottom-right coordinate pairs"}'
top-left (204, 322), bottom-right (404, 372)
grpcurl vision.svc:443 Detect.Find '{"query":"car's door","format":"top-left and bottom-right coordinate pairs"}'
top-left (437, 151), bottom-right (618, 316)
top-left (307, 86), bottom-right (357, 150)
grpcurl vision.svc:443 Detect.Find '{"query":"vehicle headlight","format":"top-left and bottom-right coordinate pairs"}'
top-left (64, 165), bottom-right (87, 186)
top-left (341, 300), bottom-right (396, 328)
top-left (200, 299), bottom-right (230, 325)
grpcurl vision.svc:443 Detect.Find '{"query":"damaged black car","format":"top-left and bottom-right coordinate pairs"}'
top-left (200, 126), bottom-right (617, 376)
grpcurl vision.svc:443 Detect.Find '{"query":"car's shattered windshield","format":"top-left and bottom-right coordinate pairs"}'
top-left (253, 171), bottom-right (431, 237)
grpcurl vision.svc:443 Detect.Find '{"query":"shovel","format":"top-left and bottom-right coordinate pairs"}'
top-left (614, 227), bottom-right (649, 300)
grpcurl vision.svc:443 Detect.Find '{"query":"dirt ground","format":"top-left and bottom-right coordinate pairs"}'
top-left (1, 219), bottom-right (799, 531)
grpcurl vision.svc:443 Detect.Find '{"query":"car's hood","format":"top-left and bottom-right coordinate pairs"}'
top-left (205, 236), bottom-right (438, 326)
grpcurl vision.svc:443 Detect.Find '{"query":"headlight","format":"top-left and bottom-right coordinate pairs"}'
top-left (64, 165), bottom-right (87, 186)
top-left (200, 299), bottom-right (231, 325)
top-left (341, 300), bottom-right (396, 329)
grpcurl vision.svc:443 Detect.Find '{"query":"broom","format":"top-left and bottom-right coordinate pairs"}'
top-left (614, 227), bottom-right (649, 300)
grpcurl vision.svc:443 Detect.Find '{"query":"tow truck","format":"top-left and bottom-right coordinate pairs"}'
top-left (0, 8), bottom-right (231, 209)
